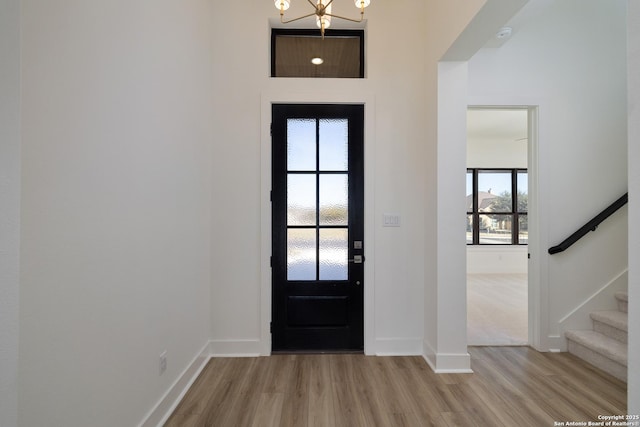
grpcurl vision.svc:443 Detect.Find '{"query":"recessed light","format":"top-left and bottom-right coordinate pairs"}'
top-left (311, 57), bottom-right (324, 65)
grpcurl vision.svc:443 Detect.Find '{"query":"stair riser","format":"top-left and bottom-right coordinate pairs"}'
top-left (567, 340), bottom-right (627, 382)
top-left (593, 320), bottom-right (627, 344)
top-left (617, 300), bottom-right (628, 313)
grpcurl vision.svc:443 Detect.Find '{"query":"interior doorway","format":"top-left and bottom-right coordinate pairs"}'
top-left (466, 107), bottom-right (529, 345)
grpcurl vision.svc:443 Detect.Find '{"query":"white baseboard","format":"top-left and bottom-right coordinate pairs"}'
top-left (547, 335), bottom-right (563, 353)
top-left (422, 340), bottom-right (473, 373)
top-left (209, 339), bottom-right (262, 357)
top-left (374, 337), bottom-right (423, 355)
top-left (138, 341), bottom-right (210, 427)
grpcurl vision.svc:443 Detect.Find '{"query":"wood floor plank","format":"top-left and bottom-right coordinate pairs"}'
top-left (533, 396), bottom-right (590, 424)
top-left (330, 355), bottom-right (369, 427)
top-left (262, 354), bottom-right (296, 394)
top-left (446, 382), bottom-right (520, 427)
top-left (362, 356), bottom-right (424, 426)
top-left (307, 355), bottom-right (335, 427)
top-left (221, 358), bottom-right (269, 427)
top-left (279, 356), bottom-right (310, 427)
top-left (350, 357), bottom-right (394, 426)
top-left (164, 348), bottom-right (627, 427)
top-left (166, 358), bottom-right (230, 420)
top-left (481, 346), bottom-right (558, 401)
top-left (250, 393), bottom-right (284, 427)
top-left (552, 352), bottom-right (627, 407)
top-left (440, 411), bottom-right (481, 427)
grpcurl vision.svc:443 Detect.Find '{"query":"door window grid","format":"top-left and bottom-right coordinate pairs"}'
top-left (286, 118), bottom-right (350, 281)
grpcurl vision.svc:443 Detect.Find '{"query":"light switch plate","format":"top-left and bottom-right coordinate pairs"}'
top-left (383, 213), bottom-right (401, 227)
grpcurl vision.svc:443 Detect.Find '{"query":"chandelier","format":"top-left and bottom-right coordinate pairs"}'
top-left (274, 0), bottom-right (371, 38)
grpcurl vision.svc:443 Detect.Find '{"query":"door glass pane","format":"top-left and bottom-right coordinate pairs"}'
top-left (319, 174), bottom-right (348, 225)
top-left (319, 119), bottom-right (348, 171)
top-left (478, 171), bottom-right (512, 213)
top-left (519, 214), bottom-right (528, 244)
top-left (288, 229), bottom-right (316, 280)
top-left (467, 214), bottom-right (473, 244)
top-left (288, 174), bottom-right (316, 226)
top-left (287, 119), bottom-right (316, 171)
top-left (319, 229), bottom-right (348, 280)
top-left (479, 214), bottom-right (512, 244)
top-left (517, 172), bottom-right (528, 213)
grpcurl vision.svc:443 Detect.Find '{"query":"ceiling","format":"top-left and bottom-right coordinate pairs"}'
top-left (467, 108), bottom-right (528, 143)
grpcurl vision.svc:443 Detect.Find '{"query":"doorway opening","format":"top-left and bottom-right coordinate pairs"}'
top-left (466, 107), bottom-right (529, 345)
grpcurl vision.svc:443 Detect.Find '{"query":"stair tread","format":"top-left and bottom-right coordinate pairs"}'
top-left (566, 330), bottom-right (627, 366)
top-left (591, 310), bottom-right (628, 332)
top-left (615, 291), bottom-right (628, 302)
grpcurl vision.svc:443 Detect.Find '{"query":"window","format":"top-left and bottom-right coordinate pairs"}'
top-left (271, 29), bottom-right (365, 78)
top-left (467, 169), bottom-right (528, 245)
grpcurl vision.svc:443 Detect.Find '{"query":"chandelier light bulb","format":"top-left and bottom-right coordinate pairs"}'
top-left (316, 15), bottom-right (332, 30)
top-left (354, 0), bottom-right (370, 8)
top-left (316, 0), bottom-right (332, 30)
top-left (274, 0), bottom-right (290, 11)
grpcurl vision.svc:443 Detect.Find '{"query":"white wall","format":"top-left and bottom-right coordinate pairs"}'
top-left (468, 0), bottom-right (628, 350)
top-left (467, 246), bottom-right (528, 274)
top-left (19, 2), bottom-right (213, 426)
top-left (0, 0), bottom-right (21, 425)
top-left (628, 0), bottom-right (640, 414)
top-left (467, 139), bottom-right (527, 168)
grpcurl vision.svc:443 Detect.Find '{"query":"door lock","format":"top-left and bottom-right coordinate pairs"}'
top-left (349, 255), bottom-right (364, 264)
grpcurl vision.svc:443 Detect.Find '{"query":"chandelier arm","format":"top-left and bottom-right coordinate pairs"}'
top-left (280, 11), bottom-right (319, 24)
top-left (305, 0), bottom-right (318, 9)
top-left (323, 0), bottom-right (336, 8)
top-left (324, 12), bottom-right (365, 23)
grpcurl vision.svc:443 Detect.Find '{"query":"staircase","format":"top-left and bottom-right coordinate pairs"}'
top-left (565, 291), bottom-right (628, 382)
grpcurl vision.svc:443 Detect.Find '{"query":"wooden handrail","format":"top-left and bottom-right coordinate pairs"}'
top-left (548, 193), bottom-right (628, 255)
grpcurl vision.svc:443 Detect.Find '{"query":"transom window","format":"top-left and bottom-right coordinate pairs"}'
top-left (467, 169), bottom-right (528, 245)
top-left (271, 29), bottom-right (365, 78)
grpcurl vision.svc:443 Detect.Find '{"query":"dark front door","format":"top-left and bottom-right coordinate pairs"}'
top-left (271, 104), bottom-right (364, 352)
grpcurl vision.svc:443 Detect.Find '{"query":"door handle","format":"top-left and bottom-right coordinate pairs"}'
top-left (348, 255), bottom-right (364, 264)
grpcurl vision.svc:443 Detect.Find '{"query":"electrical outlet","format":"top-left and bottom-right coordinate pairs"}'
top-left (159, 351), bottom-right (167, 376)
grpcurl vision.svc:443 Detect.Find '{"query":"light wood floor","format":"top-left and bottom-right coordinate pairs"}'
top-left (467, 274), bottom-right (528, 346)
top-left (165, 347), bottom-right (627, 427)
